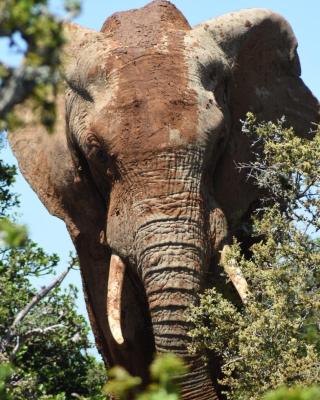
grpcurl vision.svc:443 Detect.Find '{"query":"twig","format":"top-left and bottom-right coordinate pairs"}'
top-left (10, 324), bottom-right (65, 361)
top-left (223, 356), bottom-right (243, 368)
top-left (24, 323), bottom-right (65, 338)
top-left (9, 264), bottom-right (73, 334)
top-left (0, 262), bottom-right (75, 356)
top-left (11, 336), bottom-right (20, 359)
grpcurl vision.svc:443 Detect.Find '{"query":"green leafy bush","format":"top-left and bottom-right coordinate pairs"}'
top-left (0, 0), bottom-right (80, 130)
top-left (0, 151), bottom-right (106, 399)
top-left (188, 115), bottom-right (320, 400)
top-left (0, 364), bottom-right (13, 400)
top-left (263, 386), bottom-right (320, 400)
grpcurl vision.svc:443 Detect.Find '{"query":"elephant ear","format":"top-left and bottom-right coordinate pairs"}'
top-left (197, 9), bottom-right (320, 228)
top-left (8, 23), bottom-right (116, 363)
top-left (9, 23), bottom-right (154, 372)
top-left (9, 23), bottom-right (104, 231)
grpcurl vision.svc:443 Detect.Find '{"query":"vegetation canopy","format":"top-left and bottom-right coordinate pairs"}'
top-left (0, 152), bottom-right (106, 399)
top-left (188, 114), bottom-right (320, 400)
top-left (0, 0), bottom-right (80, 131)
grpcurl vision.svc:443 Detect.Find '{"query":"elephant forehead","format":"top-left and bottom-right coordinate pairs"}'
top-left (87, 1), bottom-right (203, 156)
top-left (92, 30), bottom-right (201, 156)
top-left (101, 1), bottom-right (191, 43)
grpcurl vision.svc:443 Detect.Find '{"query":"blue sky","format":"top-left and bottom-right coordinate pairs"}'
top-left (2, 1), bottom-right (320, 355)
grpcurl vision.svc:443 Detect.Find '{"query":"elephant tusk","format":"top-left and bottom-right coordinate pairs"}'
top-left (107, 254), bottom-right (126, 344)
top-left (220, 245), bottom-right (249, 303)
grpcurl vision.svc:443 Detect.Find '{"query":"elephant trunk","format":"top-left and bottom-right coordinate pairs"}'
top-left (135, 218), bottom-right (218, 400)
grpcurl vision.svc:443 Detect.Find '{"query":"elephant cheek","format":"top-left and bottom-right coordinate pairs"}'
top-left (105, 183), bottom-right (136, 259)
top-left (209, 207), bottom-right (228, 252)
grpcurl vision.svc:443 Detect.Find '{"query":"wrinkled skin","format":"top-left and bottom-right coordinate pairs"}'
top-left (9, 1), bottom-right (319, 399)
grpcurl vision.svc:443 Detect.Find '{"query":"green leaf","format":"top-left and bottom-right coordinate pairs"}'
top-left (103, 367), bottom-right (142, 399)
top-left (263, 386), bottom-right (320, 400)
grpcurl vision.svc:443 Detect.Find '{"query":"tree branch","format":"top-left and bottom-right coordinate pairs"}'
top-left (10, 324), bottom-right (66, 361)
top-left (24, 323), bottom-right (65, 338)
top-left (9, 263), bottom-right (73, 334)
top-left (0, 261), bottom-right (74, 356)
top-left (0, 64), bottom-right (58, 119)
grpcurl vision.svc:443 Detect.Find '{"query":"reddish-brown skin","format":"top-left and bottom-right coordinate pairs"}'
top-left (9, 2), bottom-right (319, 399)
top-left (99, 1), bottom-right (198, 156)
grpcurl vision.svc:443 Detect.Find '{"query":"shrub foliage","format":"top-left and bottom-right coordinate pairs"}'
top-left (0, 147), bottom-right (105, 399)
top-left (188, 115), bottom-right (320, 399)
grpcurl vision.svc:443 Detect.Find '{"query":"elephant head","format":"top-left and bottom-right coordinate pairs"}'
top-left (9, 1), bottom-right (319, 399)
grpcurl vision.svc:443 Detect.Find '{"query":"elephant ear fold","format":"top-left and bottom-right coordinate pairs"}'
top-left (201, 8), bottom-right (319, 134)
top-left (9, 25), bottom-right (120, 362)
top-left (9, 89), bottom-right (73, 222)
top-left (197, 9), bottom-right (319, 228)
top-left (8, 23), bottom-right (103, 229)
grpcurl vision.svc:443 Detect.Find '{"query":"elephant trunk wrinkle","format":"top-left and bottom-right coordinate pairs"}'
top-left (178, 362), bottom-right (220, 400)
top-left (135, 219), bottom-right (219, 399)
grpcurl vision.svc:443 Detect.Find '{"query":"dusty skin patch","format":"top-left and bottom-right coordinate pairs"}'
top-left (169, 128), bottom-right (183, 144)
top-left (99, 0), bottom-right (199, 158)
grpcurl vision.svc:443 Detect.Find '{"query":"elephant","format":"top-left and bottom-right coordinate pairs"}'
top-left (9, 1), bottom-right (319, 399)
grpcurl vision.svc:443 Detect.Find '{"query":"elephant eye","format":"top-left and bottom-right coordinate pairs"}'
top-left (67, 79), bottom-right (93, 102)
top-left (85, 135), bottom-right (109, 164)
top-left (87, 144), bottom-right (109, 164)
top-left (95, 148), bottom-right (110, 163)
